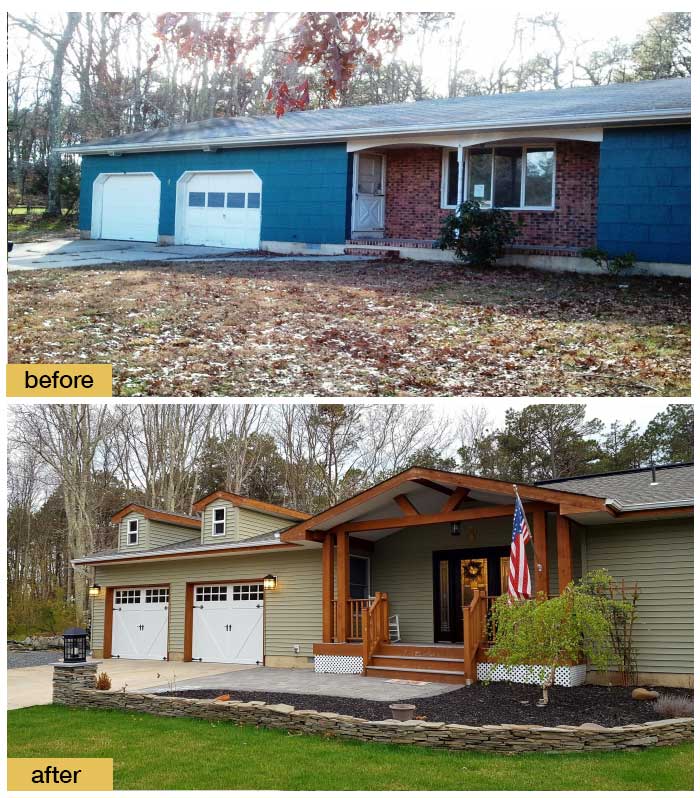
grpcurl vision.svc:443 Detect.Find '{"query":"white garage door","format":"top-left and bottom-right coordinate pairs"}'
top-left (111, 587), bottom-right (169, 660)
top-left (192, 583), bottom-right (264, 664)
top-left (98, 173), bottom-right (160, 242)
top-left (181, 172), bottom-right (262, 249)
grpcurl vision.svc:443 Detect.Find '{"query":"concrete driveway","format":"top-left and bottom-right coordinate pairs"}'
top-left (7, 658), bottom-right (255, 710)
top-left (7, 239), bottom-right (250, 271)
top-left (8, 239), bottom-right (367, 271)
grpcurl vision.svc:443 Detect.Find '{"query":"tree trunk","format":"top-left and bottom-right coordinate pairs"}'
top-left (46, 12), bottom-right (80, 216)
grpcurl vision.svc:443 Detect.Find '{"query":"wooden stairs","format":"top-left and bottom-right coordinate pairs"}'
top-left (364, 643), bottom-right (470, 685)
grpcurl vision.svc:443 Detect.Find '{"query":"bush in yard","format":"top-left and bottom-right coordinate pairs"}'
top-left (581, 247), bottom-right (637, 275)
top-left (654, 692), bottom-right (693, 718)
top-left (95, 672), bottom-right (112, 691)
top-left (437, 200), bottom-right (521, 266)
top-left (489, 578), bottom-right (618, 706)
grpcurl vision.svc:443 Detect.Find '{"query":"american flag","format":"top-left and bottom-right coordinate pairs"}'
top-left (508, 488), bottom-right (532, 602)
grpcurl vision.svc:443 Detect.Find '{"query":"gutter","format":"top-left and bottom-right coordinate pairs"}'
top-left (71, 539), bottom-right (297, 566)
top-left (605, 498), bottom-right (693, 513)
top-left (58, 108), bottom-right (690, 155)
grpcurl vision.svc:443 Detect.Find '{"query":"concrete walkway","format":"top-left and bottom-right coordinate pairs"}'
top-left (8, 239), bottom-right (369, 271)
top-left (7, 658), bottom-right (254, 710)
top-left (141, 666), bottom-right (461, 701)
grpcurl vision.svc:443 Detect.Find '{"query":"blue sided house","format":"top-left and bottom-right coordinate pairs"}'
top-left (65, 78), bottom-right (690, 274)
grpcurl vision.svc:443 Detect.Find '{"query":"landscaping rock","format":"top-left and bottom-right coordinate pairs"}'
top-left (632, 688), bottom-right (660, 701)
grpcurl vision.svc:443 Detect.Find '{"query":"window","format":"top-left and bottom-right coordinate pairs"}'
top-left (145, 588), bottom-right (169, 603)
top-left (115, 589), bottom-right (141, 605)
top-left (212, 507), bottom-right (226, 537)
top-left (350, 556), bottom-right (370, 599)
top-left (232, 583), bottom-right (264, 601)
top-left (127, 519), bottom-right (139, 546)
top-left (227, 192), bottom-right (245, 208)
top-left (443, 146), bottom-right (555, 209)
top-left (247, 192), bottom-right (261, 209)
top-left (196, 585), bottom-right (228, 602)
top-left (208, 192), bottom-right (225, 208)
top-left (188, 192), bottom-right (205, 207)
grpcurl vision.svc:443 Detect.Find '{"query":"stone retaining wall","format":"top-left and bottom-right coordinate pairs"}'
top-left (52, 664), bottom-right (692, 754)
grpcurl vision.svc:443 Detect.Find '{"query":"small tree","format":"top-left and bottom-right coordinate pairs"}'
top-left (489, 580), bottom-right (618, 706)
top-left (437, 200), bottom-right (521, 266)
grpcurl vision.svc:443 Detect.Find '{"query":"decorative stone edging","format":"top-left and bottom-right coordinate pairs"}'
top-left (52, 664), bottom-right (692, 754)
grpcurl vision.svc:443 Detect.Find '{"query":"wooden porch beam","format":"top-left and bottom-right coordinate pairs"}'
top-left (441, 487), bottom-right (470, 512)
top-left (336, 531), bottom-right (350, 642)
top-left (410, 478), bottom-right (454, 496)
top-left (334, 502), bottom-right (550, 534)
top-left (394, 494), bottom-right (420, 516)
top-left (322, 533), bottom-right (334, 643)
top-left (556, 515), bottom-right (573, 591)
top-left (532, 509), bottom-right (549, 596)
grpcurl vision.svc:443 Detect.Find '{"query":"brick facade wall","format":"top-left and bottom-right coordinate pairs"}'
top-left (383, 141), bottom-right (599, 250)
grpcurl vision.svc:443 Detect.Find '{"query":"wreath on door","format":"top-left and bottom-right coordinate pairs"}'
top-left (463, 560), bottom-right (483, 579)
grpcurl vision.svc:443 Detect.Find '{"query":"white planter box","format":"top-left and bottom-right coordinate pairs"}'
top-left (477, 662), bottom-right (587, 687)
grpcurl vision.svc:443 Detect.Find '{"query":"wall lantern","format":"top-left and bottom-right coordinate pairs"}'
top-left (450, 521), bottom-right (462, 537)
top-left (263, 574), bottom-right (278, 591)
top-left (63, 627), bottom-right (89, 664)
top-left (88, 583), bottom-right (101, 597)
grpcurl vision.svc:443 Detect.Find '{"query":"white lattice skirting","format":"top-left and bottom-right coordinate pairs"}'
top-left (314, 654), bottom-right (364, 675)
top-left (477, 663), bottom-right (587, 687)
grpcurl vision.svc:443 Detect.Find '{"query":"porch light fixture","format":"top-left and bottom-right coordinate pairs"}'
top-left (263, 574), bottom-right (278, 591)
top-left (450, 521), bottom-right (461, 537)
top-left (88, 583), bottom-right (100, 597)
top-left (63, 627), bottom-right (89, 664)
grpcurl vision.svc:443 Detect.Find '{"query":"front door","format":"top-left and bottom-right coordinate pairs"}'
top-left (432, 547), bottom-right (510, 643)
top-left (352, 153), bottom-right (385, 236)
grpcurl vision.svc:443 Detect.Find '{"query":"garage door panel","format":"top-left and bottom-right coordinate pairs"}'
top-left (98, 174), bottom-right (160, 243)
top-left (192, 583), bottom-right (264, 664)
top-left (111, 587), bottom-right (168, 660)
top-left (181, 172), bottom-right (262, 249)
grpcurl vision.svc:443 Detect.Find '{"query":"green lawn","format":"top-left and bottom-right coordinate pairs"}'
top-left (7, 210), bottom-right (77, 242)
top-left (7, 705), bottom-right (693, 791)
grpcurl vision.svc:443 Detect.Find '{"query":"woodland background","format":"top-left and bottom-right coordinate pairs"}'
top-left (7, 402), bottom-right (692, 632)
top-left (7, 11), bottom-right (691, 216)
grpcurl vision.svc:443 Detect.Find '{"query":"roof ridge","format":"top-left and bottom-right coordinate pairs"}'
top-left (537, 462), bottom-right (693, 484)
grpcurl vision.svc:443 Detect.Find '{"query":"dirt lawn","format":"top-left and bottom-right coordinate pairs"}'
top-left (8, 259), bottom-right (690, 397)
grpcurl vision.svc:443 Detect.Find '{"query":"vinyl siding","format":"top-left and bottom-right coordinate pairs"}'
top-left (148, 520), bottom-right (198, 548)
top-left (370, 517), bottom-right (561, 643)
top-left (582, 519), bottom-right (693, 674)
top-left (201, 500), bottom-right (237, 544)
top-left (237, 508), bottom-right (293, 541)
top-left (118, 512), bottom-right (148, 552)
top-left (92, 548), bottom-right (322, 659)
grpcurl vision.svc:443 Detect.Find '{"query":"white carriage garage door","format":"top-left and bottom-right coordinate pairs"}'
top-left (98, 174), bottom-right (160, 242)
top-left (192, 583), bottom-right (264, 664)
top-left (181, 172), bottom-right (262, 249)
top-left (111, 587), bottom-right (169, 660)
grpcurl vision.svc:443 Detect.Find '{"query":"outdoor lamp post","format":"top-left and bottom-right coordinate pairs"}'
top-left (263, 574), bottom-right (277, 590)
top-left (63, 627), bottom-right (89, 663)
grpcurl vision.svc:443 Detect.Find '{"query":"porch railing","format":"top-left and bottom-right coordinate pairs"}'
top-left (361, 592), bottom-right (389, 672)
top-left (331, 598), bottom-right (372, 642)
top-left (463, 589), bottom-right (487, 683)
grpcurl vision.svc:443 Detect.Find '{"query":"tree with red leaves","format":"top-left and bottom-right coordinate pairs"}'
top-left (155, 12), bottom-right (404, 117)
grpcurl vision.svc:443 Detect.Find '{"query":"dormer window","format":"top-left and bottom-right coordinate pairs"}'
top-left (127, 519), bottom-right (139, 546)
top-left (212, 507), bottom-right (226, 537)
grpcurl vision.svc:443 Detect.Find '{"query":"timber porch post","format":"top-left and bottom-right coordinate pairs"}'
top-left (556, 515), bottom-right (573, 590)
top-left (532, 509), bottom-right (549, 596)
top-left (322, 533), bottom-right (334, 643)
top-left (336, 530), bottom-right (350, 642)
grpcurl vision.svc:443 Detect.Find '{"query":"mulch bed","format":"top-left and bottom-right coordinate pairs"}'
top-left (164, 683), bottom-right (692, 727)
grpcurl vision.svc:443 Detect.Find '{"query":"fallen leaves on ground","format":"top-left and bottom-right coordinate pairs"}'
top-left (8, 259), bottom-right (690, 397)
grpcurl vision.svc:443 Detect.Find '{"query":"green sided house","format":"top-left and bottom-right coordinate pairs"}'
top-left (73, 464), bottom-right (694, 687)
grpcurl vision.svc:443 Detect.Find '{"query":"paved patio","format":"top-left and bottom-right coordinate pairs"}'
top-left (8, 238), bottom-right (367, 270)
top-left (140, 666), bottom-right (462, 701)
